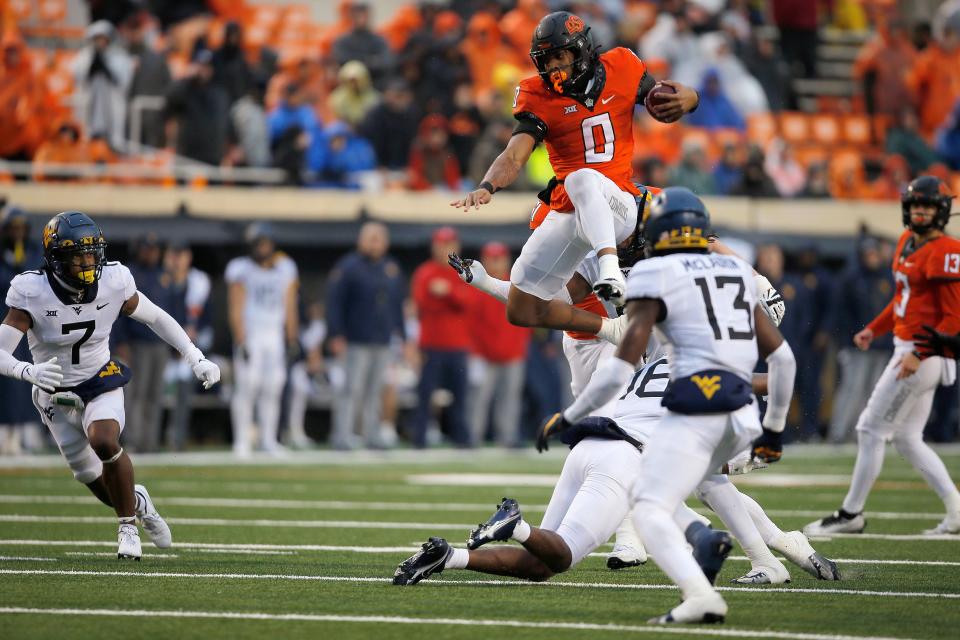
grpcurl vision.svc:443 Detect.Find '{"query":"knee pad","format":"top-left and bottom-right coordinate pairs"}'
top-left (563, 169), bottom-right (599, 199)
top-left (67, 445), bottom-right (103, 484)
top-left (891, 433), bottom-right (921, 456)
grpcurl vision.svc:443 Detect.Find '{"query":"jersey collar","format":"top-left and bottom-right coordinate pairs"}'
top-left (575, 64), bottom-right (606, 110)
top-left (46, 269), bottom-right (98, 305)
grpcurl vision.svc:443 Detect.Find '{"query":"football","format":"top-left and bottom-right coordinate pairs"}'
top-left (644, 82), bottom-right (679, 123)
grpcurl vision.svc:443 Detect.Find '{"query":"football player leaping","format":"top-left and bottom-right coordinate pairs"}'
top-left (0, 212), bottom-right (220, 560)
top-left (806, 176), bottom-right (960, 536)
top-left (452, 11), bottom-right (699, 332)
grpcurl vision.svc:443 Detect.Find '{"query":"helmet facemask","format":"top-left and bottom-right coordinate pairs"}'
top-left (51, 242), bottom-right (106, 289)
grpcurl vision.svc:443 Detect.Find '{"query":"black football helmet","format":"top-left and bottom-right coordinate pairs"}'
top-left (529, 12), bottom-right (598, 97)
top-left (642, 187), bottom-right (711, 257)
top-left (42, 211), bottom-right (107, 288)
top-left (901, 175), bottom-right (954, 232)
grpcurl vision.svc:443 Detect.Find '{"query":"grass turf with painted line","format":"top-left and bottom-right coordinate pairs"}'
top-left (1, 446), bottom-right (959, 639)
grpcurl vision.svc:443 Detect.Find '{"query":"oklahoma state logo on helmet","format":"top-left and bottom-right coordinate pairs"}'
top-left (565, 15), bottom-right (584, 34)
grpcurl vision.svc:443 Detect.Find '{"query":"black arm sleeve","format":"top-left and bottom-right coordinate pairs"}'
top-left (512, 112), bottom-right (548, 144)
top-left (635, 71), bottom-right (657, 105)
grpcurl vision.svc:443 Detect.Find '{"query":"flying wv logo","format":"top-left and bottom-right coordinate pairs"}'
top-left (691, 375), bottom-right (721, 400)
top-left (99, 361), bottom-right (122, 378)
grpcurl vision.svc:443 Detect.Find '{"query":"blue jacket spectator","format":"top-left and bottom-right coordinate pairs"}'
top-left (935, 100), bottom-right (960, 170)
top-left (685, 69), bottom-right (746, 130)
top-left (268, 83), bottom-right (325, 173)
top-left (315, 121), bottom-right (377, 189)
top-left (712, 144), bottom-right (744, 195)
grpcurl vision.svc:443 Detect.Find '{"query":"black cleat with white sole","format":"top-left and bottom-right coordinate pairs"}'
top-left (467, 497), bottom-right (521, 550)
top-left (687, 525), bottom-right (733, 585)
top-left (393, 537), bottom-right (452, 585)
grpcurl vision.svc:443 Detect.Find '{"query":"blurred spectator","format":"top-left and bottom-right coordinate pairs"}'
top-left (360, 79), bottom-right (420, 172)
top-left (772, 0), bottom-right (820, 79)
top-left (447, 83), bottom-right (485, 180)
top-left (642, 8), bottom-right (701, 76)
top-left (712, 142), bottom-right (744, 195)
top-left (638, 156), bottom-right (670, 189)
top-left (162, 242), bottom-right (212, 451)
top-left (230, 82), bottom-right (271, 168)
top-left (326, 222), bottom-right (406, 450)
top-left (71, 21), bottom-right (133, 151)
top-left (885, 108), bottom-right (940, 174)
top-left (468, 243), bottom-right (530, 447)
top-left (32, 122), bottom-right (101, 181)
top-left (163, 49), bottom-right (233, 166)
top-left (685, 68), bottom-right (746, 130)
top-left (521, 328), bottom-right (565, 434)
top-left (764, 139), bottom-right (806, 198)
top-left (315, 121), bottom-right (377, 189)
top-left (470, 116), bottom-right (532, 191)
top-left (0, 207), bottom-right (43, 454)
top-left (912, 21), bottom-right (933, 51)
top-left (668, 138), bottom-right (716, 195)
top-left (0, 36), bottom-right (51, 160)
top-left (906, 22), bottom-right (960, 136)
top-left (117, 234), bottom-right (173, 453)
top-left (409, 23), bottom-right (471, 114)
top-left (212, 21), bottom-right (254, 106)
top-left (119, 13), bottom-right (172, 149)
top-left (731, 146), bottom-right (779, 198)
top-left (409, 114), bottom-right (461, 191)
top-left (226, 224), bottom-right (299, 457)
top-left (328, 60), bottom-right (380, 129)
top-left (286, 301), bottom-right (327, 449)
top-left (828, 236), bottom-right (894, 443)
top-left (410, 226), bottom-right (473, 448)
top-left (461, 12), bottom-right (519, 104)
top-left (332, 2), bottom-right (395, 87)
top-left (934, 99), bottom-right (960, 170)
top-left (499, 0), bottom-right (547, 54)
top-left (868, 154), bottom-right (911, 201)
top-left (696, 33), bottom-right (769, 118)
top-left (853, 18), bottom-right (916, 119)
top-left (742, 31), bottom-right (792, 112)
top-left (267, 55), bottom-right (334, 123)
top-left (268, 83), bottom-right (323, 182)
top-left (802, 161), bottom-right (831, 198)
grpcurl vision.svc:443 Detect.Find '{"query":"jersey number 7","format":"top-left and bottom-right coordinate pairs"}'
top-left (62, 321), bottom-right (95, 365)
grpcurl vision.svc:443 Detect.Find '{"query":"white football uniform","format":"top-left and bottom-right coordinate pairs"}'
top-left (225, 254), bottom-right (298, 454)
top-left (4, 263), bottom-right (137, 483)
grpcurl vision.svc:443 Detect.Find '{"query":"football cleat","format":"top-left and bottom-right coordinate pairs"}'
top-left (803, 511), bottom-right (866, 536)
top-left (730, 561), bottom-right (790, 585)
top-left (607, 517), bottom-right (647, 569)
top-left (467, 497), bottom-right (521, 550)
top-left (923, 514), bottom-right (960, 535)
top-left (392, 537), bottom-right (452, 585)
top-left (117, 523), bottom-right (142, 561)
top-left (592, 276), bottom-right (626, 307)
top-left (689, 526), bottom-right (733, 585)
top-left (134, 484), bottom-right (172, 549)
top-left (770, 530), bottom-right (841, 580)
top-left (648, 591), bottom-right (727, 624)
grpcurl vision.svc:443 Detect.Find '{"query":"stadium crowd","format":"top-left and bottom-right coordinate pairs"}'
top-left (0, 0), bottom-right (959, 196)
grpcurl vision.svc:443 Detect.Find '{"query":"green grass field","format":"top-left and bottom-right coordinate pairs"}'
top-left (1, 445), bottom-right (959, 640)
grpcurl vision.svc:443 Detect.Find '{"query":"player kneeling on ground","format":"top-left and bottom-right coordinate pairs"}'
top-left (0, 212), bottom-right (220, 559)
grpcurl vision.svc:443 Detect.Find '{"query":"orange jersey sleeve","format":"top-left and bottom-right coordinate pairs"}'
top-left (866, 298), bottom-right (896, 337)
top-left (512, 48), bottom-right (645, 214)
top-left (924, 236), bottom-right (960, 336)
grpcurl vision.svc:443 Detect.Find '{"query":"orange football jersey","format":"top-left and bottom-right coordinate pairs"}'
top-left (514, 47), bottom-right (645, 218)
top-left (867, 230), bottom-right (960, 342)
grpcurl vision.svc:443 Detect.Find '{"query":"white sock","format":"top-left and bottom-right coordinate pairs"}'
top-left (738, 492), bottom-right (783, 546)
top-left (134, 491), bottom-right (147, 516)
top-left (597, 253), bottom-right (621, 282)
top-left (892, 435), bottom-right (960, 514)
top-left (842, 430), bottom-right (886, 514)
top-left (512, 519), bottom-right (531, 543)
top-left (259, 388), bottom-right (282, 449)
top-left (445, 547), bottom-right (469, 569)
top-left (635, 502), bottom-right (714, 599)
top-left (698, 476), bottom-right (779, 568)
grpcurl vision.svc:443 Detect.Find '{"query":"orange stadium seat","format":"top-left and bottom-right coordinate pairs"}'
top-left (793, 144), bottom-right (830, 169)
top-left (37, 0), bottom-right (66, 23)
top-left (842, 113), bottom-right (873, 146)
top-left (746, 112), bottom-right (776, 147)
top-left (778, 112), bottom-right (810, 145)
top-left (872, 114), bottom-right (892, 146)
top-left (810, 113), bottom-right (841, 146)
top-left (8, 0), bottom-right (31, 22)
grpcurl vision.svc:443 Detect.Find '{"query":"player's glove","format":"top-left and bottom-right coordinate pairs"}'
top-left (448, 253), bottom-right (491, 288)
top-left (19, 356), bottom-right (63, 392)
top-left (192, 358), bottom-right (221, 390)
top-left (722, 450), bottom-right (769, 475)
top-left (536, 412), bottom-right (572, 453)
top-left (752, 428), bottom-right (783, 464)
top-left (913, 324), bottom-right (960, 359)
top-left (755, 274), bottom-right (786, 327)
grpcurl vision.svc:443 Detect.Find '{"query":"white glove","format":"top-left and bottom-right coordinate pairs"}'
top-left (722, 449), bottom-right (769, 476)
top-left (192, 358), bottom-right (221, 390)
top-left (20, 356), bottom-right (63, 392)
top-left (754, 274), bottom-right (786, 327)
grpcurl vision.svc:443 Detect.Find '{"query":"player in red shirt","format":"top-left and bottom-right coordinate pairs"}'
top-left (451, 11), bottom-right (699, 332)
top-left (806, 176), bottom-right (960, 536)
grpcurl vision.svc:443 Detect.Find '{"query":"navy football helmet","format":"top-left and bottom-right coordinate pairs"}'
top-left (901, 175), bottom-right (953, 232)
top-left (42, 211), bottom-right (107, 288)
top-left (529, 12), bottom-right (598, 97)
top-left (641, 187), bottom-right (711, 257)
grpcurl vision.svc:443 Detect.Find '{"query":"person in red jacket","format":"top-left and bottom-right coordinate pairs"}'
top-left (410, 226), bottom-right (474, 447)
top-left (806, 176), bottom-right (960, 536)
top-left (468, 243), bottom-right (531, 447)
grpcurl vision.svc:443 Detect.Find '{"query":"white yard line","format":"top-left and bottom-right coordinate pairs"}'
top-left (0, 556), bottom-right (56, 562)
top-left (0, 606), bottom-right (921, 640)
top-left (0, 569), bottom-right (957, 601)
top-left (63, 552), bottom-right (178, 558)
